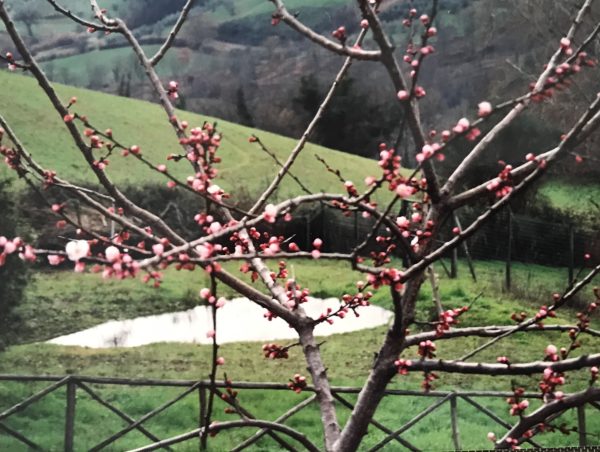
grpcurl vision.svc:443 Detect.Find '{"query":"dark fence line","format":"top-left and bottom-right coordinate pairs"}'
top-left (275, 205), bottom-right (598, 288)
top-left (1, 374), bottom-right (598, 451)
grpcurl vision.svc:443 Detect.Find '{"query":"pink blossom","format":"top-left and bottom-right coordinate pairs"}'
top-left (4, 241), bottom-right (17, 255)
top-left (65, 240), bottom-right (89, 261)
top-left (458, 117), bottom-right (470, 129)
top-left (48, 255), bottom-right (63, 266)
top-left (545, 344), bottom-right (557, 356)
top-left (152, 243), bottom-right (164, 256)
top-left (478, 101), bottom-right (492, 117)
top-left (311, 249), bottom-right (321, 259)
top-left (206, 329), bottom-right (216, 339)
top-left (105, 246), bottom-right (120, 262)
top-left (216, 357), bottom-right (225, 365)
top-left (264, 203), bottom-right (277, 223)
top-left (312, 238), bottom-right (323, 249)
top-left (396, 216), bottom-right (410, 228)
top-left (395, 183), bottom-right (415, 199)
top-left (199, 288), bottom-right (211, 299)
top-left (20, 245), bottom-right (36, 262)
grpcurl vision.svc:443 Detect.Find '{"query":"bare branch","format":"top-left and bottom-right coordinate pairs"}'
top-left (270, 0), bottom-right (380, 61)
top-left (405, 354), bottom-right (600, 375)
top-left (497, 388), bottom-right (600, 448)
top-left (45, 0), bottom-right (113, 32)
top-left (247, 27), bottom-right (368, 217)
top-left (149, 0), bottom-right (196, 66)
top-left (442, 0), bottom-right (595, 197)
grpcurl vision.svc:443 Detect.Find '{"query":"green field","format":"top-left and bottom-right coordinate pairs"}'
top-left (537, 180), bottom-right (600, 229)
top-left (0, 70), bottom-right (391, 205)
top-left (1, 259), bottom-right (598, 450)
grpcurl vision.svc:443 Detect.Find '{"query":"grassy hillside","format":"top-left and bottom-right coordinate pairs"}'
top-left (0, 70), bottom-right (389, 204)
top-left (537, 180), bottom-right (600, 229)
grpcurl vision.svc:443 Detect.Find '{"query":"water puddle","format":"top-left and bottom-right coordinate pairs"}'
top-left (47, 298), bottom-right (393, 348)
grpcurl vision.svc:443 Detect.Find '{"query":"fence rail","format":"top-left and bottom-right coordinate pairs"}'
top-left (1, 374), bottom-right (598, 451)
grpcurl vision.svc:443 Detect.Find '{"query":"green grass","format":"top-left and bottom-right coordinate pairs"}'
top-left (0, 70), bottom-right (391, 205)
top-left (537, 180), bottom-right (600, 229)
top-left (41, 45), bottom-right (225, 88)
top-left (2, 259), bottom-right (599, 449)
top-left (11, 258), bottom-right (585, 346)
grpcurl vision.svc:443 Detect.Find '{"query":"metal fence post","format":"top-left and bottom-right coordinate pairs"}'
top-left (64, 379), bottom-right (76, 452)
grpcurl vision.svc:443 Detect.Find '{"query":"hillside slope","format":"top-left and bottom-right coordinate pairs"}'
top-left (0, 71), bottom-right (388, 203)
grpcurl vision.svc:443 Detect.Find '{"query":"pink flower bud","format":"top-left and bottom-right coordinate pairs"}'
top-left (397, 90), bottom-right (409, 101)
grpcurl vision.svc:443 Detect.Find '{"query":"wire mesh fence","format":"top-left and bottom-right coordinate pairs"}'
top-left (273, 205), bottom-right (599, 288)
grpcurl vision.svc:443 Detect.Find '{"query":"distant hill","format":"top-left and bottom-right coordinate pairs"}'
top-left (0, 70), bottom-right (390, 205)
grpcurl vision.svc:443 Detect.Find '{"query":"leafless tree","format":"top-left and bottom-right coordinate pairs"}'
top-left (0, 0), bottom-right (599, 450)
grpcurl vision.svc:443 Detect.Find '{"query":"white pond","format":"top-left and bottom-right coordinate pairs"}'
top-left (47, 298), bottom-right (393, 348)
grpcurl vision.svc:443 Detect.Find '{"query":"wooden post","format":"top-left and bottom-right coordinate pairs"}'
top-left (450, 394), bottom-right (461, 451)
top-left (199, 387), bottom-right (207, 451)
top-left (428, 266), bottom-right (443, 316)
top-left (569, 224), bottom-right (575, 285)
top-left (453, 214), bottom-right (477, 282)
top-left (64, 380), bottom-right (76, 452)
top-left (505, 210), bottom-right (513, 291)
top-left (450, 247), bottom-right (458, 279)
top-left (577, 405), bottom-right (587, 447)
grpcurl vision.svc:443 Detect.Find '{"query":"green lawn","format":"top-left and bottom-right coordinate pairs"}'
top-left (1, 259), bottom-right (598, 450)
top-left (0, 70), bottom-right (391, 205)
